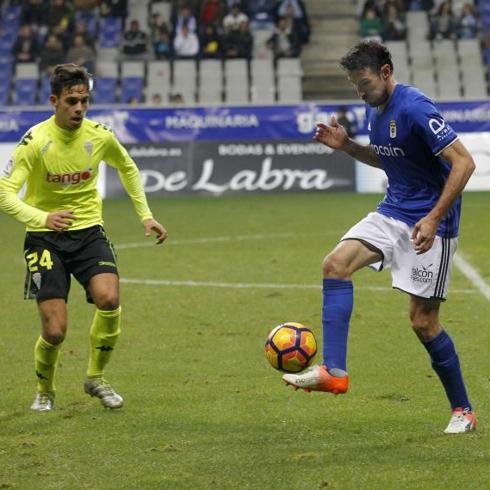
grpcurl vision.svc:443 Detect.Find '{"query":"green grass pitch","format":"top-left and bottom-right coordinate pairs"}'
top-left (0, 192), bottom-right (489, 489)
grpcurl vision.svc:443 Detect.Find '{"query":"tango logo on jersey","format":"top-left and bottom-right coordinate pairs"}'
top-left (46, 168), bottom-right (93, 185)
top-left (371, 144), bottom-right (405, 157)
top-left (411, 264), bottom-right (434, 283)
top-left (389, 120), bottom-right (396, 138)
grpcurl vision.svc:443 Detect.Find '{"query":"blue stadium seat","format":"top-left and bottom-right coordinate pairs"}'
top-left (38, 75), bottom-right (51, 105)
top-left (99, 17), bottom-right (122, 48)
top-left (75, 10), bottom-right (98, 36)
top-left (92, 77), bottom-right (118, 103)
top-left (120, 77), bottom-right (144, 103)
top-left (0, 60), bottom-right (13, 84)
top-left (14, 79), bottom-right (37, 105)
top-left (0, 81), bottom-right (10, 105)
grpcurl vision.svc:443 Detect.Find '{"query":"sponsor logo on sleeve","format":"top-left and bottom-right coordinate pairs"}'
top-left (2, 157), bottom-right (14, 177)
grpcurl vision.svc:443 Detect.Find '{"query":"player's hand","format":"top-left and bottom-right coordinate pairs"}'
top-left (143, 218), bottom-right (168, 245)
top-left (46, 210), bottom-right (77, 231)
top-left (411, 216), bottom-right (439, 254)
top-left (313, 116), bottom-right (349, 151)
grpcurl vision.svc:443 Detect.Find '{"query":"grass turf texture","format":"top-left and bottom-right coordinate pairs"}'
top-left (0, 192), bottom-right (489, 489)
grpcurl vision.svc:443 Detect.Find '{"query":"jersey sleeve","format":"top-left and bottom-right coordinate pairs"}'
top-left (405, 96), bottom-right (458, 156)
top-left (0, 134), bottom-right (48, 228)
top-left (103, 130), bottom-right (153, 222)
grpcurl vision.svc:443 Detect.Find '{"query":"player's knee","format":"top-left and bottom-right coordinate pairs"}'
top-left (322, 253), bottom-right (350, 279)
top-left (96, 293), bottom-right (120, 311)
top-left (411, 316), bottom-right (439, 341)
top-left (43, 330), bottom-right (65, 345)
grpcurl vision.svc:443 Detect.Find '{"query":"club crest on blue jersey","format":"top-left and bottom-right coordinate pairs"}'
top-left (389, 120), bottom-right (396, 138)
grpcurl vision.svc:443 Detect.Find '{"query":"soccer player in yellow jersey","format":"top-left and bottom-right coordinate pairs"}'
top-left (0, 64), bottom-right (167, 411)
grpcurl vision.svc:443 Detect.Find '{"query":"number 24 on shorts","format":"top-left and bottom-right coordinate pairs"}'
top-left (25, 250), bottom-right (54, 271)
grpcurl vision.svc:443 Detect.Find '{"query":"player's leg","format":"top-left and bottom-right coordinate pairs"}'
top-left (84, 272), bottom-right (123, 408)
top-left (31, 298), bottom-right (68, 411)
top-left (410, 296), bottom-right (476, 433)
top-left (283, 239), bottom-right (382, 393)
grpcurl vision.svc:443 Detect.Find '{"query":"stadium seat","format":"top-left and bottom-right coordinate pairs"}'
top-left (14, 79), bottom-right (37, 105)
top-left (406, 11), bottom-right (429, 42)
top-left (147, 60), bottom-right (171, 103)
top-left (150, 1), bottom-right (171, 22)
top-left (412, 68), bottom-right (437, 99)
top-left (38, 75), bottom-right (51, 105)
top-left (75, 9), bottom-right (98, 36)
top-left (93, 78), bottom-right (118, 103)
top-left (224, 59), bottom-right (249, 103)
top-left (127, 0), bottom-right (151, 30)
top-left (0, 78), bottom-right (10, 105)
top-left (120, 77), bottom-right (144, 103)
top-left (198, 59), bottom-right (223, 104)
top-left (250, 59), bottom-right (275, 103)
top-left (277, 76), bottom-right (302, 103)
top-left (173, 59), bottom-right (197, 103)
top-left (99, 17), bottom-right (123, 49)
top-left (277, 58), bottom-right (303, 103)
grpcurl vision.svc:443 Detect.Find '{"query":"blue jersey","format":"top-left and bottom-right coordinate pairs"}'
top-left (367, 84), bottom-right (460, 237)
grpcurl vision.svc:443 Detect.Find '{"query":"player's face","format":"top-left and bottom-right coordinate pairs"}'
top-left (51, 84), bottom-right (90, 130)
top-left (348, 66), bottom-right (391, 108)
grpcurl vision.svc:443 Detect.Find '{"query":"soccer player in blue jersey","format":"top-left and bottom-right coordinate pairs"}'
top-left (283, 40), bottom-right (476, 433)
top-left (0, 64), bottom-right (167, 412)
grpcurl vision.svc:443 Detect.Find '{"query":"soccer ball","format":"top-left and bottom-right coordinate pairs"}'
top-left (265, 322), bottom-right (317, 373)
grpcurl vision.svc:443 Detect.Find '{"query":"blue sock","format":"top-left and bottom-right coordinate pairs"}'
top-left (423, 330), bottom-right (472, 411)
top-left (322, 278), bottom-right (353, 371)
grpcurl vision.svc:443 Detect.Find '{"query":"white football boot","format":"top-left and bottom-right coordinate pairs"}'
top-left (444, 408), bottom-right (476, 434)
top-left (84, 377), bottom-right (124, 409)
top-left (30, 392), bottom-right (55, 412)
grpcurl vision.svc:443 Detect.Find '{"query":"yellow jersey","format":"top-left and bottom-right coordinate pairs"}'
top-left (0, 115), bottom-right (153, 231)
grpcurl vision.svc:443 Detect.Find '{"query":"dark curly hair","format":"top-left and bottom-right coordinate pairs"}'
top-left (340, 40), bottom-right (393, 73)
top-left (50, 64), bottom-right (92, 97)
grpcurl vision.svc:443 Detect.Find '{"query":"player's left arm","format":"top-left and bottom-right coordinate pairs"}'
top-left (412, 139), bottom-right (475, 254)
top-left (103, 129), bottom-right (168, 244)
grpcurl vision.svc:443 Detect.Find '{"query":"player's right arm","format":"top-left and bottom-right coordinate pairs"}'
top-left (314, 115), bottom-right (382, 169)
top-left (0, 133), bottom-right (76, 230)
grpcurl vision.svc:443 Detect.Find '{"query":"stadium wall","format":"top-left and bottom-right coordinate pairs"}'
top-left (0, 101), bottom-right (489, 196)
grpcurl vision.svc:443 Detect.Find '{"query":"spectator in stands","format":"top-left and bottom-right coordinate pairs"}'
top-left (154, 29), bottom-right (172, 59)
top-left (383, 4), bottom-right (406, 40)
top-left (457, 3), bottom-right (478, 39)
top-left (12, 24), bottom-right (39, 63)
top-left (47, 0), bottom-right (74, 33)
top-left (281, 1), bottom-right (310, 45)
top-left (200, 24), bottom-right (223, 58)
top-left (20, 0), bottom-right (49, 38)
top-left (267, 16), bottom-right (302, 59)
top-left (223, 0), bottom-right (249, 15)
top-left (66, 34), bottom-right (95, 73)
top-left (122, 19), bottom-right (149, 59)
top-left (430, 1), bottom-right (456, 40)
top-left (151, 93), bottom-right (163, 105)
top-left (223, 18), bottom-right (253, 58)
top-left (72, 19), bottom-right (96, 50)
top-left (150, 12), bottom-right (169, 44)
top-left (173, 5), bottom-right (198, 35)
top-left (360, 7), bottom-right (383, 41)
top-left (169, 92), bottom-right (184, 104)
top-left (99, 0), bottom-right (128, 17)
top-left (248, 0), bottom-right (277, 30)
top-left (173, 22), bottom-right (200, 58)
top-left (223, 3), bottom-right (249, 33)
top-left (406, 0), bottom-right (433, 12)
top-left (200, 0), bottom-right (226, 28)
top-left (39, 34), bottom-right (65, 74)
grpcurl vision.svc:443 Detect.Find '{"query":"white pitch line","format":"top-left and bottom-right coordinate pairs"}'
top-left (119, 277), bottom-right (475, 294)
top-left (116, 232), bottom-right (339, 250)
top-left (454, 252), bottom-right (490, 302)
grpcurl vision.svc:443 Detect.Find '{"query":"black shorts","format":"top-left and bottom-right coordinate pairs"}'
top-left (24, 225), bottom-right (118, 303)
